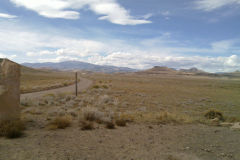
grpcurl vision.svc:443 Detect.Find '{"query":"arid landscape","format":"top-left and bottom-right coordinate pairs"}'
top-left (1, 66), bottom-right (240, 160)
top-left (1, 1), bottom-right (240, 159)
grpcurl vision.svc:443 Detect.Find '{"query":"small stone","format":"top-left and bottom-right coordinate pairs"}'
top-left (220, 122), bottom-right (233, 127)
top-left (231, 122), bottom-right (240, 130)
top-left (185, 147), bottom-right (190, 150)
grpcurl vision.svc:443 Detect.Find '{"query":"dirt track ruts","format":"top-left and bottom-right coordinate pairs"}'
top-left (21, 77), bottom-right (92, 100)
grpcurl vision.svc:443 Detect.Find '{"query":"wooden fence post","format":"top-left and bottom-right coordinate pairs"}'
top-left (75, 72), bottom-right (78, 96)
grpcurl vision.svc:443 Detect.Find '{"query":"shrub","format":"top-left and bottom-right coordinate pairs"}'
top-left (92, 85), bottom-right (100, 89)
top-left (204, 110), bottom-right (224, 121)
top-left (105, 121), bottom-right (115, 129)
top-left (102, 85), bottom-right (108, 89)
top-left (49, 116), bottom-right (71, 129)
top-left (156, 112), bottom-right (179, 124)
top-left (80, 121), bottom-right (94, 130)
top-left (82, 107), bottom-right (105, 122)
top-left (115, 119), bottom-right (127, 127)
top-left (156, 111), bottom-right (192, 124)
top-left (0, 120), bottom-right (25, 139)
top-left (20, 98), bottom-right (32, 107)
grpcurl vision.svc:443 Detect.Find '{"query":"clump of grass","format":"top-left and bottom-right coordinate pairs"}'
top-left (105, 121), bottom-right (115, 129)
top-left (225, 116), bottom-right (240, 123)
top-left (204, 109), bottom-right (224, 121)
top-left (156, 112), bottom-right (180, 124)
top-left (117, 111), bottom-right (193, 124)
top-left (43, 93), bottom-right (56, 98)
top-left (102, 85), bottom-right (108, 89)
top-left (20, 98), bottom-right (33, 107)
top-left (92, 85), bottom-right (100, 89)
top-left (158, 111), bottom-right (194, 124)
top-left (48, 116), bottom-right (72, 129)
top-left (115, 119), bottom-right (127, 127)
top-left (0, 120), bottom-right (25, 139)
top-left (79, 121), bottom-right (94, 130)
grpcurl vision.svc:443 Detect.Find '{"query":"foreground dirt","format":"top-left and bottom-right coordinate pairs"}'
top-left (0, 124), bottom-right (240, 160)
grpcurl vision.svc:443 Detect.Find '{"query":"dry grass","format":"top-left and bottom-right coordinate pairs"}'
top-left (92, 85), bottom-right (100, 89)
top-left (115, 119), bottom-right (127, 127)
top-left (79, 121), bottom-right (95, 130)
top-left (86, 73), bottom-right (240, 124)
top-left (21, 67), bottom-right (78, 93)
top-left (118, 111), bottom-right (193, 124)
top-left (156, 112), bottom-right (192, 124)
top-left (0, 120), bottom-right (25, 138)
top-left (105, 121), bottom-right (115, 129)
top-left (48, 116), bottom-right (72, 129)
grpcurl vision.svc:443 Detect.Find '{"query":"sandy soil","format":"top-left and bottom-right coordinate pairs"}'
top-left (0, 123), bottom-right (240, 160)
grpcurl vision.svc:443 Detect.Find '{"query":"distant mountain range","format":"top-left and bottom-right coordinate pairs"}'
top-left (137, 66), bottom-right (240, 78)
top-left (22, 61), bottom-right (137, 73)
top-left (21, 60), bottom-right (240, 78)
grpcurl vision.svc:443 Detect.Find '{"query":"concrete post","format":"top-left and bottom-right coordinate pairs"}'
top-left (0, 59), bottom-right (20, 121)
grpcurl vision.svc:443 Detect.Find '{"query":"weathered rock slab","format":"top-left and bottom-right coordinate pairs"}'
top-left (0, 59), bottom-right (20, 121)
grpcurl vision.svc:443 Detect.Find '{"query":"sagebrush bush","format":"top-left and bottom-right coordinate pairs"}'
top-left (115, 119), bottom-right (127, 127)
top-left (82, 107), bottom-right (105, 122)
top-left (92, 85), bottom-right (100, 89)
top-left (80, 121), bottom-right (94, 130)
top-left (0, 120), bottom-right (25, 139)
top-left (204, 110), bottom-right (224, 121)
top-left (102, 85), bottom-right (108, 89)
top-left (105, 121), bottom-right (115, 129)
top-left (49, 116), bottom-right (72, 129)
top-left (156, 111), bottom-right (192, 124)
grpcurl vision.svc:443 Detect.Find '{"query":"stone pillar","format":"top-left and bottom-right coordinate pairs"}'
top-left (0, 59), bottom-right (20, 121)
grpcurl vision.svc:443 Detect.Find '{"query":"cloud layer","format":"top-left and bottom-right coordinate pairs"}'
top-left (195, 0), bottom-right (240, 11)
top-left (10, 0), bottom-right (151, 25)
top-left (0, 13), bottom-right (17, 18)
top-left (0, 17), bottom-right (240, 72)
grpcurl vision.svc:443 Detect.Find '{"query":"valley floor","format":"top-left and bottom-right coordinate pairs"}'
top-left (1, 73), bottom-right (240, 160)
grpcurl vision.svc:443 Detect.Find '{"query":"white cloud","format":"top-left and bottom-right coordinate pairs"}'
top-left (211, 40), bottom-right (235, 51)
top-left (0, 53), bottom-right (17, 60)
top-left (195, 0), bottom-right (240, 11)
top-left (38, 56), bottom-right (80, 63)
top-left (161, 11), bottom-right (171, 16)
top-left (1, 24), bottom-right (240, 72)
top-left (0, 13), bottom-right (17, 19)
top-left (0, 27), bottom-right (108, 55)
top-left (10, 0), bottom-right (151, 25)
top-left (37, 51), bottom-right (240, 72)
top-left (142, 13), bottom-right (153, 19)
top-left (210, 39), bottom-right (240, 53)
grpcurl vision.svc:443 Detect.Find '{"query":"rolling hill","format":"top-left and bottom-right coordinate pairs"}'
top-left (22, 61), bottom-right (137, 73)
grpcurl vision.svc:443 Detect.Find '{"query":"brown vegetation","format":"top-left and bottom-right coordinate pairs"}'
top-left (204, 109), bottom-right (224, 121)
top-left (48, 116), bottom-right (72, 129)
top-left (0, 120), bottom-right (25, 138)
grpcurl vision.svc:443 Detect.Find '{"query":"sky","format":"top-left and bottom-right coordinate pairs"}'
top-left (0, 0), bottom-right (240, 72)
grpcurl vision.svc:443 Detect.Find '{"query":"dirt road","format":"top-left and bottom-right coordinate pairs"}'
top-left (21, 77), bottom-right (92, 99)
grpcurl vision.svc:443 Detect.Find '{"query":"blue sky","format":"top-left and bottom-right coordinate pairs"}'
top-left (0, 0), bottom-right (240, 72)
